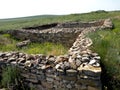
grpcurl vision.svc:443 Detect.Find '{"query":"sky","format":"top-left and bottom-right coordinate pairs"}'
top-left (0, 0), bottom-right (120, 19)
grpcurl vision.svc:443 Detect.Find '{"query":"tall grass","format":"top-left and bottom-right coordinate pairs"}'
top-left (0, 34), bottom-right (18, 51)
top-left (21, 42), bottom-right (68, 55)
top-left (87, 18), bottom-right (120, 89)
top-left (1, 66), bottom-right (24, 89)
top-left (0, 34), bottom-right (68, 55)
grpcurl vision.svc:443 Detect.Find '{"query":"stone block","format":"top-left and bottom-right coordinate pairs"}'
top-left (88, 86), bottom-right (101, 90)
top-left (78, 65), bottom-right (101, 77)
top-left (66, 69), bottom-right (77, 76)
top-left (76, 79), bottom-right (100, 87)
top-left (41, 81), bottom-right (53, 89)
top-left (25, 78), bottom-right (38, 83)
top-left (46, 77), bottom-right (54, 82)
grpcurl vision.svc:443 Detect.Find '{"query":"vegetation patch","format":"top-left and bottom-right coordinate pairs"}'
top-left (0, 11), bottom-right (120, 31)
top-left (0, 34), bottom-right (68, 55)
top-left (1, 66), bottom-right (25, 90)
top-left (22, 42), bottom-right (68, 55)
top-left (87, 18), bottom-right (120, 89)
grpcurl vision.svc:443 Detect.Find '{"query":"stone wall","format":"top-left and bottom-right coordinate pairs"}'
top-left (0, 19), bottom-right (113, 90)
top-left (0, 51), bottom-right (101, 90)
top-left (8, 19), bottom-right (113, 47)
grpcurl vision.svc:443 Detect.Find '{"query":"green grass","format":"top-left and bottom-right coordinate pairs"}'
top-left (87, 18), bottom-right (120, 89)
top-left (0, 10), bottom-right (120, 31)
top-left (21, 42), bottom-right (68, 55)
top-left (1, 66), bottom-right (23, 89)
top-left (0, 34), bottom-right (18, 51)
top-left (0, 34), bottom-right (68, 55)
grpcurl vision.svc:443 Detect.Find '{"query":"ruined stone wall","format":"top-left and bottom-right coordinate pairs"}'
top-left (0, 19), bottom-right (113, 90)
top-left (0, 51), bottom-right (101, 90)
top-left (8, 19), bottom-right (113, 47)
top-left (9, 28), bottom-right (82, 47)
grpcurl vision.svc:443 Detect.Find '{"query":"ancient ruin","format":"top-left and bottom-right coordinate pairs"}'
top-left (0, 19), bottom-right (113, 90)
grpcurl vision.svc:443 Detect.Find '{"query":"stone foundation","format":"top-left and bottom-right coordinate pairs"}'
top-left (0, 19), bottom-right (113, 90)
top-left (8, 19), bottom-right (113, 47)
top-left (0, 51), bottom-right (101, 90)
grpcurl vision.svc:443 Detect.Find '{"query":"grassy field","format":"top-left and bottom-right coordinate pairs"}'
top-left (0, 10), bottom-right (120, 89)
top-left (0, 10), bottom-right (120, 31)
top-left (0, 34), bottom-right (68, 56)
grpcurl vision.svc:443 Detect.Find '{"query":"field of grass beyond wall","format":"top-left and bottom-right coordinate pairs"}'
top-left (0, 10), bottom-right (120, 89)
top-left (0, 34), bottom-right (68, 56)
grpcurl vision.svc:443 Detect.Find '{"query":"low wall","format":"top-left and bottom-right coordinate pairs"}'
top-left (0, 51), bottom-right (101, 90)
top-left (9, 28), bottom-right (81, 47)
top-left (0, 19), bottom-right (113, 90)
top-left (8, 19), bottom-right (113, 47)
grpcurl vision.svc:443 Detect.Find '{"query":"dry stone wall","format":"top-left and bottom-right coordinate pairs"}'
top-left (0, 19), bottom-right (113, 90)
top-left (8, 19), bottom-right (113, 47)
top-left (0, 51), bottom-right (101, 90)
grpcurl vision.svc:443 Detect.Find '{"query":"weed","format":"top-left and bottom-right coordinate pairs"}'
top-left (88, 27), bottom-right (120, 89)
top-left (21, 42), bottom-right (68, 55)
top-left (1, 66), bottom-right (24, 90)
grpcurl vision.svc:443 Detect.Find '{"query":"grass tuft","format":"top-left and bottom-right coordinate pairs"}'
top-left (22, 42), bottom-right (68, 55)
top-left (1, 66), bottom-right (23, 89)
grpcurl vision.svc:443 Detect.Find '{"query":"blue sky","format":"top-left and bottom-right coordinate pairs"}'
top-left (0, 0), bottom-right (120, 19)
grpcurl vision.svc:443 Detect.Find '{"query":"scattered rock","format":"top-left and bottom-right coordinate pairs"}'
top-left (103, 19), bottom-right (113, 29)
top-left (16, 39), bottom-right (31, 48)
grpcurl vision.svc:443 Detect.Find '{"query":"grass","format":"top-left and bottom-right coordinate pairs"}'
top-left (1, 66), bottom-right (37, 90)
top-left (87, 18), bottom-right (120, 89)
top-left (0, 10), bottom-right (120, 31)
top-left (0, 34), bottom-right (18, 51)
top-left (1, 66), bottom-right (24, 90)
top-left (0, 34), bottom-right (68, 55)
top-left (0, 10), bottom-right (120, 89)
top-left (21, 42), bottom-right (68, 55)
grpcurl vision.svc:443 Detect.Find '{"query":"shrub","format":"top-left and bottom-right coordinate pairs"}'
top-left (1, 66), bottom-right (24, 90)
